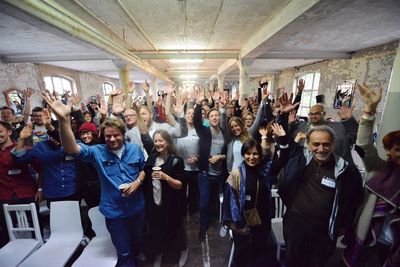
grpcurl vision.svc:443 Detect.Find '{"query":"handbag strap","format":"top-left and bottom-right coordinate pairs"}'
top-left (255, 180), bottom-right (259, 206)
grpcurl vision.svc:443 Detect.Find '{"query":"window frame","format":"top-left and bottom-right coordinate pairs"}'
top-left (292, 72), bottom-right (321, 117)
top-left (43, 75), bottom-right (75, 95)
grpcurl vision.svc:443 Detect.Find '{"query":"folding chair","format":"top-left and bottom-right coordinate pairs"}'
top-left (0, 203), bottom-right (43, 267)
top-left (271, 189), bottom-right (286, 263)
top-left (72, 206), bottom-right (117, 267)
top-left (19, 201), bottom-right (83, 267)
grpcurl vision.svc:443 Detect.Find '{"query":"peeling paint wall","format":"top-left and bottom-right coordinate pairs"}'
top-left (0, 62), bottom-right (119, 108)
top-left (275, 42), bottom-right (398, 121)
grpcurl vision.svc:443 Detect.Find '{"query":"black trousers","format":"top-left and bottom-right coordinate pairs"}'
top-left (180, 170), bottom-right (199, 216)
top-left (232, 223), bottom-right (271, 267)
top-left (283, 210), bottom-right (335, 267)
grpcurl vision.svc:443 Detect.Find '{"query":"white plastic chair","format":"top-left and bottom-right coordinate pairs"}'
top-left (19, 201), bottom-right (83, 267)
top-left (271, 189), bottom-right (286, 263)
top-left (72, 206), bottom-right (117, 267)
top-left (0, 203), bottom-right (43, 267)
top-left (227, 229), bottom-right (235, 267)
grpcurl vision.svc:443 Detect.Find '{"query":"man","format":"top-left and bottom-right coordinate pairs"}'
top-left (122, 108), bottom-right (150, 160)
top-left (1, 88), bottom-right (34, 141)
top-left (290, 104), bottom-right (358, 163)
top-left (42, 91), bottom-right (146, 267)
top-left (278, 125), bottom-right (363, 267)
top-left (30, 106), bottom-right (50, 146)
top-left (13, 111), bottom-right (78, 206)
top-left (194, 94), bottom-right (227, 241)
top-left (0, 120), bottom-right (38, 247)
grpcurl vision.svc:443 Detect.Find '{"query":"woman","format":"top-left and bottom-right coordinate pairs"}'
top-left (142, 130), bottom-right (188, 267)
top-left (223, 123), bottom-right (289, 267)
top-left (224, 90), bottom-right (269, 173)
top-left (76, 122), bottom-right (101, 238)
top-left (343, 83), bottom-right (400, 267)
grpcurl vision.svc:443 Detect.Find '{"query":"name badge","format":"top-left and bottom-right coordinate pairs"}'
top-left (245, 195), bottom-right (252, 201)
top-left (8, 169), bottom-right (22, 175)
top-left (65, 155), bottom-right (74, 161)
top-left (321, 176), bottom-right (336, 188)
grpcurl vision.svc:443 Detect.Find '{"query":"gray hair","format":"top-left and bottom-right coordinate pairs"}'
top-left (306, 125), bottom-right (336, 143)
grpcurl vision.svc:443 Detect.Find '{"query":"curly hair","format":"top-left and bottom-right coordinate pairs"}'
top-left (382, 130), bottom-right (400, 150)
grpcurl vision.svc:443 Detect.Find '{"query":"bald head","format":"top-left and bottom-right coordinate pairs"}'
top-left (308, 105), bottom-right (325, 125)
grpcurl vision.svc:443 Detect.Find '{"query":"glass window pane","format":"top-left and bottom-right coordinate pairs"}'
top-left (52, 77), bottom-right (63, 95)
top-left (292, 79), bottom-right (297, 95)
top-left (301, 91), bottom-right (312, 107)
top-left (313, 73), bottom-right (320, 90)
top-left (61, 78), bottom-right (71, 92)
top-left (305, 73), bottom-right (314, 90)
top-left (311, 91), bottom-right (319, 106)
top-left (44, 77), bottom-right (53, 90)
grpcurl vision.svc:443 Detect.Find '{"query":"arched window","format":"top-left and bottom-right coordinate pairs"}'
top-left (292, 72), bottom-right (320, 117)
top-left (102, 82), bottom-right (115, 102)
top-left (44, 76), bottom-right (75, 95)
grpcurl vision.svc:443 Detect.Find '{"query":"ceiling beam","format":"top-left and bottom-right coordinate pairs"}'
top-left (2, 55), bottom-right (114, 63)
top-left (258, 51), bottom-right (352, 59)
top-left (216, 0), bottom-right (321, 78)
top-left (1, 0), bottom-right (172, 82)
top-left (136, 53), bottom-right (238, 60)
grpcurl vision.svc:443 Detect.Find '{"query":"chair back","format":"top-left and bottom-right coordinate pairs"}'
top-left (3, 203), bottom-right (43, 243)
top-left (271, 189), bottom-right (286, 219)
top-left (88, 206), bottom-right (110, 237)
top-left (50, 201), bottom-right (82, 234)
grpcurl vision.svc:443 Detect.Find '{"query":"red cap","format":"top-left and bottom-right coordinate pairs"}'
top-left (79, 122), bottom-right (98, 135)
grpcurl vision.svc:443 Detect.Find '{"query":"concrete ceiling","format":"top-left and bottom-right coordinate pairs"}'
top-left (0, 0), bottom-right (399, 85)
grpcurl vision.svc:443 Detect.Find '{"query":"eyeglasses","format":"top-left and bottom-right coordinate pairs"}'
top-left (124, 114), bottom-right (136, 118)
top-left (308, 112), bottom-right (324, 116)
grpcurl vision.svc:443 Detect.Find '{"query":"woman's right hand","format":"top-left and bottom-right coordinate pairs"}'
top-left (237, 227), bottom-right (250, 236)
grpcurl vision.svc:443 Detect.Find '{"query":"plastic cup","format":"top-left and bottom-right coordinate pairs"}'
top-left (152, 167), bottom-right (161, 179)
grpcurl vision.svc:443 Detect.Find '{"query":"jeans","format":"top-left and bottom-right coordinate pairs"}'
top-left (198, 172), bottom-right (225, 232)
top-left (106, 209), bottom-right (145, 267)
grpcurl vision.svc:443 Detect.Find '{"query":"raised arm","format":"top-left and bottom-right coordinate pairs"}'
top-left (23, 87), bottom-right (34, 124)
top-left (356, 83), bottom-right (385, 172)
top-left (41, 91), bottom-right (80, 154)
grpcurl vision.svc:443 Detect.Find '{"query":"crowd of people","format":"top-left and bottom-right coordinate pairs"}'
top-left (0, 79), bottom-right (399, 267)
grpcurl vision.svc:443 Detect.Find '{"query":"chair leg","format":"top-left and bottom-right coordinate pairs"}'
top-left (276, 244), bottom-right (281, 264)
top-left (228, 242), bottom-right (234, 267)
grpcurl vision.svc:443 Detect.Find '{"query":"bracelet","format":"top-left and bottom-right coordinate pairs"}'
top-left (37, 188), bottom-right (42, 192)
top-left (136, 179), bottom-right (142, 185)
top-left (261, 136), bottom-right (267, 139)
top-left (363, 110), bottom-right (376, 115)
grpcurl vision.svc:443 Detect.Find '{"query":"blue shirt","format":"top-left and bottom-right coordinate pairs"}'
top-left (12, 141), bottom-right (77, 199)
top-left (74, 142), bottom-right (145, 219)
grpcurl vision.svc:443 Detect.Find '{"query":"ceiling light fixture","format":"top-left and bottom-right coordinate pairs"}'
top-left (170, 59), bottom-right (204, 63)
top-left (180, 74), bottom-right (198, 79)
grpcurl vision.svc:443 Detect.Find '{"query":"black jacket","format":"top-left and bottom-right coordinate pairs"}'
top-left (193, 104), bottom-right (227, 173)
top-left (278, 144), bottom-right (363, 240)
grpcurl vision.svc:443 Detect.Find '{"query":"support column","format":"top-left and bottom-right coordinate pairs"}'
top-left (237, 58), bottom-right (254, 102)
top-left (377, 42), bottom-right (400, 158)
top-left (113, 59), bottom-right (131, 95)
top-left (217, 74), bottom-right (225, 92)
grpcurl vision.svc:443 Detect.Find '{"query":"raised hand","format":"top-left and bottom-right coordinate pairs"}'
top-left (142, 80), bottom-right (150, 94)
top-left (41, 90), bottom-right (72, 120)
top-left (296, 79), bottom-right (305, 94)
top-left (19, 124), bottom-right (33, 140)
top-left (173, 97), bottom-right (184, 115)
top-left (24, 87), bottom-right (35, 99)
top-left (288, 110), bottom-right (297, 124)
top-left (98, 95), bottom-right (108, 117)
top-left (70, 94), bottom-right (81, 106)
top-left (271, 123), bottom-right (286, 137)
top-left (195, 90), bottom-right (205, 105)
top-left (357, 83), bottom-right (383, 113)
top-left (294, 132), bottom-right (307, 143)
top-left (261, 87), bottom-right (269, 102)
top-left (279, 92), bottom-right (300, 113)
top-left (109, 89), bottom-right (123, 97)
top-left (258, 126), bottom-right (268, 137)
top-left (338, 106), bottom-right (354, 120)
top-left (42, 108), bottom-right (52, 126)
top-left (112, 92), bottom-right (124, 115)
